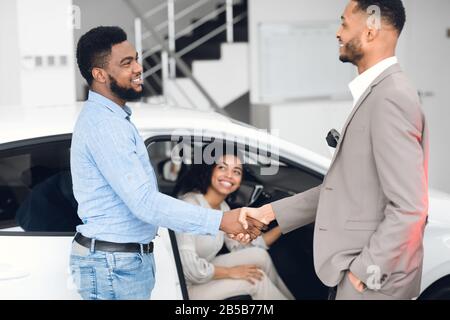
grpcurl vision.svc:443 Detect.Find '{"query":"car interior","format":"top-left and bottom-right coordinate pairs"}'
top-left (0, 140), bottom-right (80, 232)
top-left (146, 137), bottom-right (329, 299)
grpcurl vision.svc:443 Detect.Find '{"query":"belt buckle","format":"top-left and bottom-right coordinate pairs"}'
top-left (140, 243), bottom-right (148, 254)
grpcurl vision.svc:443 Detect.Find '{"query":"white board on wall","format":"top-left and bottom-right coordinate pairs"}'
top-left (258, 22), bottom-right (355, 103)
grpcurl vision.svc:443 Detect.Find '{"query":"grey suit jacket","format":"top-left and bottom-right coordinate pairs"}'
top-left (272, 64), bottom-right (429, 299)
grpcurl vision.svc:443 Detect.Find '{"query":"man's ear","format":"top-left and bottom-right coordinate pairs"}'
top-left (366, 26), bottom-right (380, 42)
top-left (91, 67), bottom-right (107, 84)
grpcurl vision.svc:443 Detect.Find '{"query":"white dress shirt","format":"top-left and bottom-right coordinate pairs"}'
top-left (348, 56), bottom-right (398, 107)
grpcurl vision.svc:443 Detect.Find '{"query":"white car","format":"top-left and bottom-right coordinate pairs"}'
top-left (0, 103), bottom-right (450, 300)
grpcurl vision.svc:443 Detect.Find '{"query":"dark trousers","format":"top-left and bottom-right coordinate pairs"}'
top-left (328, 286), bottom-right (337, 300)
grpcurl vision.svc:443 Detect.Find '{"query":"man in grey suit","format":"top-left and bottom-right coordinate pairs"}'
top-left (239, 0), bottom-right (429, 300)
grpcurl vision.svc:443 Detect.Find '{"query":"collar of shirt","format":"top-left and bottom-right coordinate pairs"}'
top-left (348, 56), bottom-right (398, 106)
top-left (87, 90), bottom-right (132, 120)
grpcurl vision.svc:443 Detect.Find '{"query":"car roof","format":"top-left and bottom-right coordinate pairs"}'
top-left (0, 102), bottom-right (233, 143)
top-left (0, 102), bottom-right (331, 174)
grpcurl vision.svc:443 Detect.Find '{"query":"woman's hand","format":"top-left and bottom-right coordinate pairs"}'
top-left (227, 233), bottom-right (251, 244)
top-left (228, 265), bottom-right (264, 284)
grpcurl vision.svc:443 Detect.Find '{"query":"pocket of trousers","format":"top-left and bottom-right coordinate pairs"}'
top-left (112, 253), bottom-right (144, 273)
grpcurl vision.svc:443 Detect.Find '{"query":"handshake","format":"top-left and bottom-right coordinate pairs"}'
top-left (220, 204), bottom-right (276, 244)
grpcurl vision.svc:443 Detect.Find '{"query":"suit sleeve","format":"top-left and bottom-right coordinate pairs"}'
top-left (270, 185), bottom-right (321, 234)
top-left (350, 95), bottom-right (428, 288)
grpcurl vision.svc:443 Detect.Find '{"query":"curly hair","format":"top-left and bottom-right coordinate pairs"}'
top-left (174, 143), bottom-right (245, 197)
top-left (76, 26), bottom-right (127, 86)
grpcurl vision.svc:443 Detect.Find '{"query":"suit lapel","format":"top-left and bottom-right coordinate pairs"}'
top-left (330, 64), bottom-right (403, 165)
top-left (330, 87), bottom-right (372, 163)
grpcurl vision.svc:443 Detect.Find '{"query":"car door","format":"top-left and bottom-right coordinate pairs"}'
top-left (0, 135), bottom-right (182, 299)
top-left (0, 135), bottom-right (80, 299)
top-left (145, 133), bottom-right (329, 299)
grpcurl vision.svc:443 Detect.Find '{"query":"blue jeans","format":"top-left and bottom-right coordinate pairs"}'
top-left (69, 241), bottom-right (156, 300)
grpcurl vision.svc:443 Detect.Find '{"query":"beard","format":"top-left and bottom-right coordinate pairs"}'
top-left (108, 74), bottom-right (143, 102)
top-left (339, 37), bottom-right (364, 65)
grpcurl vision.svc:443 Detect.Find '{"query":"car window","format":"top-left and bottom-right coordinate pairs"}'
top-left (146, 136), bottom-right (322, 206)
top-left (145, 135), bottom-right (327, 300)
top-left (0, 137), bottom-right (80, 232)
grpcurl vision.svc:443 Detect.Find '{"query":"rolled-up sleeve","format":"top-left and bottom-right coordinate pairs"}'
top-left (86, 118), bottom-right (222, 236)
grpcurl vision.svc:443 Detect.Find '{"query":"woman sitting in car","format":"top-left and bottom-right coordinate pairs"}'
top-left (174, 145), bottom-right (294, 300)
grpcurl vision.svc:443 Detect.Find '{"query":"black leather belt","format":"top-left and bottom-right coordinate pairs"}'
top-left (74, 233), bottom-right (153, 254)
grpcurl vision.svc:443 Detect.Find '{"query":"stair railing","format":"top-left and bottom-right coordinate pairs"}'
top-left (124, 0), bottom-right (247, 114)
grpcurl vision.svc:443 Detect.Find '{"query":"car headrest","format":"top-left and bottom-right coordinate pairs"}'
top-left (20, 166), bottom-right (58, 188)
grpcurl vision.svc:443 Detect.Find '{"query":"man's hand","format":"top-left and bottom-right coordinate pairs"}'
top-left (220, 208), bottom-right (267, 242)
top-left (238, 204), bottom-right (276, 229)
top-left (348, 271), bottom-right (366, 293)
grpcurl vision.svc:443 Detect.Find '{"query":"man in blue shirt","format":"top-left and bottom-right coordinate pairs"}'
top-left (70, 26), bottom-right (264, 300)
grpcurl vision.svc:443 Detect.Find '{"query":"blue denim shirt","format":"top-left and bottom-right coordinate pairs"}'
top-left (70, 91), bottom-right (222, 244)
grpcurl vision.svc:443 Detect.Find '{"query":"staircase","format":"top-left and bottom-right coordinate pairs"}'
top-left (125, 0), bottom-right (250, 118)
top-left (166, 42), bottom-right (249, 110)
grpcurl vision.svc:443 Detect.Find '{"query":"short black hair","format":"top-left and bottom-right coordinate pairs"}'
top-left (353, 0), bottom-right (406, 35)
top-left (76, 26), bottom-right (127, 86)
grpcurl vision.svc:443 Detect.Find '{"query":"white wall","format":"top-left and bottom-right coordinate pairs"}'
top-left (248, 0), bottom-right (411, 103)
top-left (262, 100), bottom-right (353, 158)
top-left (17, 0), bottom-right (76, 107)
top-left (0, 1), bottom-right (21, 106)
top-left (249, 0), bottom-right (350, 103)
top-left (401, 0), bottom-right (450, 193)
top-left (0, 0), bottom-right (76, 107)
top-left (248, 0), bottom-right (361, 161)
top-left (248, 0), bottom-right (362, 160)
top-left (249, 0), bottom-right (450, 193)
